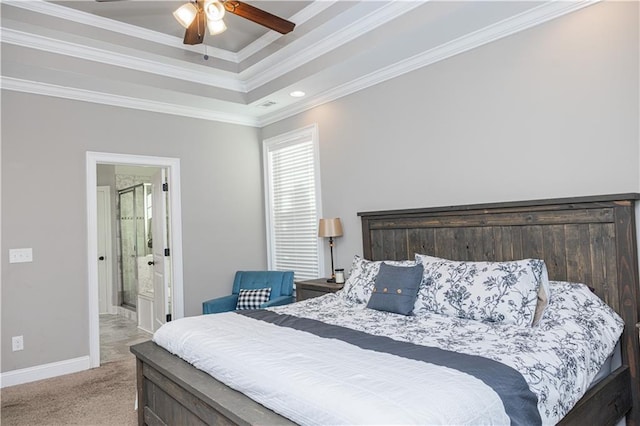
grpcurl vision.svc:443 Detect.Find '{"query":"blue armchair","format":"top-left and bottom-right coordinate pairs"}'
top-left (202, 270), bottom-right (295, 314)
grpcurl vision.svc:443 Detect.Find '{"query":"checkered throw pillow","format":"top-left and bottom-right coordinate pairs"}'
top-left (236, 288), bottom-right (272, 310)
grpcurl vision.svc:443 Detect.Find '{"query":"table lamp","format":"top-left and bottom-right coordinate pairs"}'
top-left (318, 218), bottom-right (343, 282)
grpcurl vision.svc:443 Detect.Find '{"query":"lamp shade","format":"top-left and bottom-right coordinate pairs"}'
top-left (318, 218), bottom-right (343, 238)
top-left (204, 0), bottom-right (225, 21)
top-left (173, 3), bottom-right (198, 28)
top-left (207, 18), bottom-right (227, 35)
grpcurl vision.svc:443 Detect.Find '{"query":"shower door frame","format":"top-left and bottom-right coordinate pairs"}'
top-left (86, 152), bottom-right (184, 368)
top-left (118, 183), bottom-right (151, 310)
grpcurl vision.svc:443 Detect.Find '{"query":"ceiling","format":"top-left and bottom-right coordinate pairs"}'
top-left (0, 0), bottom-right (596, 127)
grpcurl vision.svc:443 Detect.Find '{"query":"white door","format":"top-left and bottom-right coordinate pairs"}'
top-left (97, 186), bottom-right (113, 314)
top-left (152, 169), bottom-right (171, 332)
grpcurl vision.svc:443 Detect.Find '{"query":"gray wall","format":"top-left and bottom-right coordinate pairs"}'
top-left (262, 1), bottom-right (640, 276)
top-left (1, 93), bottom-right (266, 371)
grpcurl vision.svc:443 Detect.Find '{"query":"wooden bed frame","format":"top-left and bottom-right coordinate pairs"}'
top-left (132, 194), bottom-right (640, 426)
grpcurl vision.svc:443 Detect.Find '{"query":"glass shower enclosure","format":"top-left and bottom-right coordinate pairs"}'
top-left (118, 183), bottom-right (152, 309)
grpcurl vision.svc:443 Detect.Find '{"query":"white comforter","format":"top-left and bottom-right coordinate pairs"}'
top-left (153, 281), bottom-right (623, 425)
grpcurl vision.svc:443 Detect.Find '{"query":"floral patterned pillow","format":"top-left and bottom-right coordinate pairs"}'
top-left (414, 254), bottom-right (548, 326)
top-left (538, 281), bottom-right (623, 332)
top-left (341, 255), bottom-right (417, 304)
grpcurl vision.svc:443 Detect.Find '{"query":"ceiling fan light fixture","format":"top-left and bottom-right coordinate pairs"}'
top-left (173, 3), bottom-right (198, 29)
top-left (175, 0), bottom-right (295, 45)
top-left (207, 18), bottom-right (227, 35)
top-left (204, 0), bottom-right (225, 21)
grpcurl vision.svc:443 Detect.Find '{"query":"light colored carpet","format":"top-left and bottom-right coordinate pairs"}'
top-left (1, 358), bottom-right (137, 426)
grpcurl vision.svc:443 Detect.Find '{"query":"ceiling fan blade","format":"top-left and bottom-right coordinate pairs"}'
top-left (224, 1), bottom-right (295, 34)
top-left (183, 9), bottom-right (205, 45)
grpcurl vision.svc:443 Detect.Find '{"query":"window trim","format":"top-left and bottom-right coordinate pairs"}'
top-left (262, 124), bottom-right (325, 278)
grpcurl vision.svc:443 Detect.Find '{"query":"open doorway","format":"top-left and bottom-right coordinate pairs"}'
top-left (97, 167), bottom-right (156, 363)
top-left (87, 152), bottom-right (184, 368)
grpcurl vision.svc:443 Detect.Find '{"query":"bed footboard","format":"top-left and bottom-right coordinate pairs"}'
top-left (131, 341), bottom-right (293, 426)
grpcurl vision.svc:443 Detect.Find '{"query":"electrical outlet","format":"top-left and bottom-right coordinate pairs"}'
top-left (12, 336), bottom-right (24, 351)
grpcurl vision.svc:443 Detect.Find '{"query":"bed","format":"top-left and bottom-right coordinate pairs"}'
top-left (131, 193), bottom-right (640, 425)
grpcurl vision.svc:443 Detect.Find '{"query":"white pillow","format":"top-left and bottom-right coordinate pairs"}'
top-left (341, 255), bottom-right (417, 304)
top-left (414, 254), bottom-right (548, 326)
top-left (533, 266), bottom-right (550, 325)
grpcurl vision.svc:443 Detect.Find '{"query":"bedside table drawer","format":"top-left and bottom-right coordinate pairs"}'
top-left (297, 288), bottom-right (329, 302)
top-left (295, 279), bottom-right (344, 302)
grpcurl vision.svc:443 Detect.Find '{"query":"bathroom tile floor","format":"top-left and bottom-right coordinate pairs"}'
top-left (100, 314), bottom-right (152, 364)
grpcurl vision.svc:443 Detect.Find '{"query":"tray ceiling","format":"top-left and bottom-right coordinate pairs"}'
top-left (0, 0), bottom-right (596, 127)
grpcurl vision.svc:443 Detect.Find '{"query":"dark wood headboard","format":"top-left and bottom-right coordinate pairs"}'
top-left (358, 194), bottom-right (640, 425)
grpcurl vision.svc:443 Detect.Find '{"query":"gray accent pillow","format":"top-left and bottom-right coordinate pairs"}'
top-left (366, 263), bottom-right (424, 315)
top-left (341, 255), bottom-right (417, 305)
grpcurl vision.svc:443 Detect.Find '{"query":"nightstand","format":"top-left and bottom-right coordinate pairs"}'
top-left (295, 278), bottom-right (344, 301)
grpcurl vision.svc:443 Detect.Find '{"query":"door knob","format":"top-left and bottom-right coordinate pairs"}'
top-left (148, 261), bottom-right (155, 266)
top-left (98, 256), bottom-right (105, 261)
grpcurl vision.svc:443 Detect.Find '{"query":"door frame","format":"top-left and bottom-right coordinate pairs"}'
top-left (86, 151), bottom-right (184, 368)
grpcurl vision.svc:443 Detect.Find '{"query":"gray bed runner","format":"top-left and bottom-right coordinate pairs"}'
top-left (238, 309), bottom-right (541, 426)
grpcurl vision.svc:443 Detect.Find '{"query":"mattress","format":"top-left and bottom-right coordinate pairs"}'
top-left (590, 340), bottom-right (621, 388)
top-left (153, 281), bottom-right (623, 425)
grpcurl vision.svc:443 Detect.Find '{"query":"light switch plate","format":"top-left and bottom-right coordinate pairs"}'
top-left (9, 248), bottom-right (33, 263)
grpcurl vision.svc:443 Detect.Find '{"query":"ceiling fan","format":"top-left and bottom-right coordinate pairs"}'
top-left (173, 0), bottom-right (296, 45)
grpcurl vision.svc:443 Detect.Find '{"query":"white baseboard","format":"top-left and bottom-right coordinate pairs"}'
top-left (0, 356), bottom-right (91, 388)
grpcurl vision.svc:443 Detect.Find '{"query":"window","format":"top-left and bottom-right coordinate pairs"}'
top-left (263, 124), bottom-right (323, 280)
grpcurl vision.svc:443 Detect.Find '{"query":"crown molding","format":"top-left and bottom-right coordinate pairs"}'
top-left (241, 1), bottom-right (423, 91)
top-left (1, 0), bottom-right (598, 129)
top-left (5, 0), bottom-right (421, 93)
top-left (6, 0), bottom-right (339, 65)
top-left (236, 0), bottom-right (338, 63)
top-left (4, 0), bottom-right (238, 62)
top-left (1, 28), bottom-right (245, 92)
top-left (257, 0), bottom-right (599, 127)
top-left (1, 77), bottom-right (259, 127)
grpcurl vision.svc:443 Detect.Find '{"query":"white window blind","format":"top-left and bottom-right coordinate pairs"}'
top-left (264, 125), bottom-right (322, 280)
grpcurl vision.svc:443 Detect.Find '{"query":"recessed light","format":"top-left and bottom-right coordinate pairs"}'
top-left (289, 90), bottom-right (306, 98)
